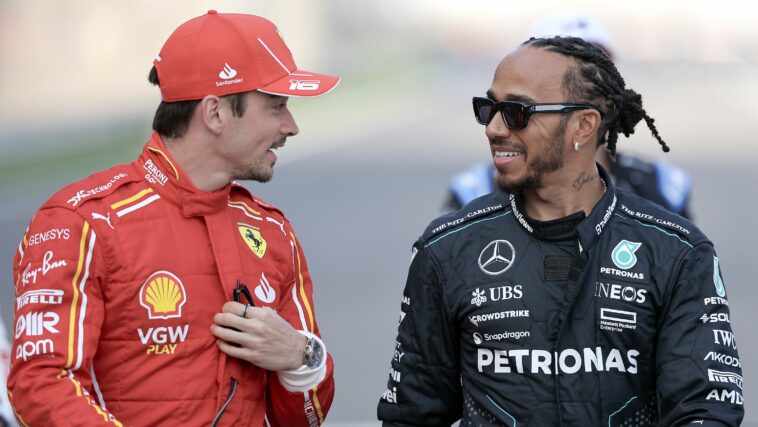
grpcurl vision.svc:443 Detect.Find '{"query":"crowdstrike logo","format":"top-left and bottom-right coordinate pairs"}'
top-left (478, 240), bottom-right (516, 276)
top-left (219, 63), bottom-right (238, 79)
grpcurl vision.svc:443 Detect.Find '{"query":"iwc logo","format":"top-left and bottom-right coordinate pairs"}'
top-left (478, 240), bottom-right (516, 276)
top-left (611, 240), bottom-right (642, 270)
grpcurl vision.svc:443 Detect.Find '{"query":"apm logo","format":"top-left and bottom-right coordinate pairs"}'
top-left (611, 240), bottom-right (642, 270)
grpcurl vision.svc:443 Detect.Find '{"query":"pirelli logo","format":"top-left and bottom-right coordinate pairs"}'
top-left (708, 369), bottom-right (743, 390)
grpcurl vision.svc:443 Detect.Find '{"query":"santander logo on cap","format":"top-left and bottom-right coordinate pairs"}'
top-left (154, 11), bottom-right (340, 101)
top-left (219, 63), bottom-right (238, 80)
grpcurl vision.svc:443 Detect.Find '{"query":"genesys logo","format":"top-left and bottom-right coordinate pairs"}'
top-left (477, 347), bottom-right (638, 375)
top-left (27, 228), bottom-right (70, 247)
top-left (139, 271), bottom-right (187, 320)
top-left (15, 312), bottom-right (59, 338)
top-left (137, 324), bottom-right (189, 355)
top-left (16, 289), bottom-right (64, 310)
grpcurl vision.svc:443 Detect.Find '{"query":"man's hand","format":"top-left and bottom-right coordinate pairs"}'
top-left (211, 302), bottom-right (306, 371)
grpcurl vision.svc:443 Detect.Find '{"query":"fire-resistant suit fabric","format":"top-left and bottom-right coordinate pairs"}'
top-left (378, 167), bottom-right (742, 426)
top-left (9, 132), bottom-right (334, 427)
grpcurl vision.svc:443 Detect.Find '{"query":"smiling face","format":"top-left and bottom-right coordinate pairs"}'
top-left (220, 91), bottom-right (299, 183)
top-left (485, 46), bottom-right (576, 193)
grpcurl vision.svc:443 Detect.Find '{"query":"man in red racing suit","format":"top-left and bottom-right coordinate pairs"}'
top-left (9, 11), bottom-right (339, 427)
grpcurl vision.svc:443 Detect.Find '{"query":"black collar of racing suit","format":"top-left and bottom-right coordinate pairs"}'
top-left (510, 164), bottom-right (618, 252)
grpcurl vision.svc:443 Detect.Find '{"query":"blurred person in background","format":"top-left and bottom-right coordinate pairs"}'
top-left (9, 11), bottom-right (339, 426)
top-left (0, 310), bottom-right (15, 427)
top-left (379, 35), bottom-right (742, 425)
top-left (444, 12), bottom-right (693, 219)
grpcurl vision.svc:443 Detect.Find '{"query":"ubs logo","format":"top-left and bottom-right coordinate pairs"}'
top-left (478, 240), bottom-right (515, 276)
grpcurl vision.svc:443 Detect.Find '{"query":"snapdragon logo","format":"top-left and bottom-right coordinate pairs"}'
top-left (477, 347), bottom-right (638, 375)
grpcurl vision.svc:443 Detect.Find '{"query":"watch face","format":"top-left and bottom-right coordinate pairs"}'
top-left (306, 338), bottom-right (324, 368)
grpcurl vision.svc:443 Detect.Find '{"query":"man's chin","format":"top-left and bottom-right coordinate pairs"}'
top-left (495, 173), bottom-right (538, 194)
top-left (234, 167), bottom-right (273, 183)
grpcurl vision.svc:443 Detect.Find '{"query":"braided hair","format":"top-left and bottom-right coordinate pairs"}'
top-left (524, 36), bottom-right (669, 155)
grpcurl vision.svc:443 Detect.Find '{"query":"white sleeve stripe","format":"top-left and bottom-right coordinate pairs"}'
top-left (228, 203), bottom-right (262, 221)
top-left (74, 230), bottom-right (96, 371)
top-left (90, 366), bottom-right (107, 410)
top-left (290, 241), bottom-right (308, 330)
top-left (116, 194), bottom-right (160, 218)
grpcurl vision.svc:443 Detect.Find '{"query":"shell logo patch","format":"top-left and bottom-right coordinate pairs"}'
top-left (238, 223), bottom-right (267, 258)
top-left (139, 271), bottom-right (187, 319)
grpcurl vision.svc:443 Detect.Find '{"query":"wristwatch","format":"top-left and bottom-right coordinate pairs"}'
top-left (303, 336), bottom-right (324, 369)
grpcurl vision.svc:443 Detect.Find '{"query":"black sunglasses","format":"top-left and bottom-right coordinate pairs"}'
top-left (472, 97), bottom-right (604, 129)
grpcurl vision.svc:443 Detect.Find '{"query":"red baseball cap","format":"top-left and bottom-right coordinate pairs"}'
top-left (154, 10), bottom-right (340, 101)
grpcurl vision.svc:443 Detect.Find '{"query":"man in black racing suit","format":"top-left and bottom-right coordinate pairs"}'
top-left (378, 36), bottom-right (743, 426)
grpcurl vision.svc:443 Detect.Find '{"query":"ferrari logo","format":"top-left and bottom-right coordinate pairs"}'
top-left (238, 223), bottom-right (267, 258)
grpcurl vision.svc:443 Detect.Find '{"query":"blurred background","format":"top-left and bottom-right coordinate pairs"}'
top-left (1, 0), bottom-right (756, 425)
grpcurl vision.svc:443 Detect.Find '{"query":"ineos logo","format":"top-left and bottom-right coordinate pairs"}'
top-left (478, 240), bottom-right (515, 276)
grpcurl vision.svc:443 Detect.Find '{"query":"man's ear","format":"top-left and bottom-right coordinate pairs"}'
top-left (571, 109), bottom-right (603, 149)
top-left (198, 95), bottom-right (224, 135)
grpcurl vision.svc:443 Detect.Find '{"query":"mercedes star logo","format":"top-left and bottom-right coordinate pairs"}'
top-left (478, 240), bottom-right (516, 276)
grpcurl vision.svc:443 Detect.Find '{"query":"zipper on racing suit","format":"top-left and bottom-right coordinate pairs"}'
top-left (211, 378), bottom-right (238, 427)
top-left (212, 280), bottom-right (253, 426)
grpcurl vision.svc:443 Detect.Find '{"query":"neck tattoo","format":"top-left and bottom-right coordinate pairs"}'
top-left (572, 172), bottom-right (599, 191)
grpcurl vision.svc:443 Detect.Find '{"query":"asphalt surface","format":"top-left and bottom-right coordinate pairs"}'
top-left (1, 57), bottom-right (756, 425)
